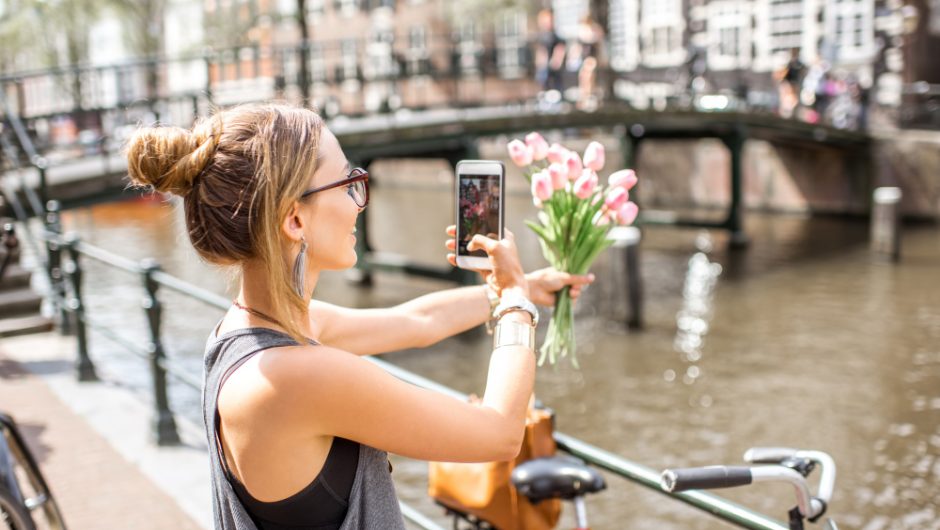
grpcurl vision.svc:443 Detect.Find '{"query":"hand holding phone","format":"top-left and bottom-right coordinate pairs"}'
top-left (455, 160), bottom-right (505, 271)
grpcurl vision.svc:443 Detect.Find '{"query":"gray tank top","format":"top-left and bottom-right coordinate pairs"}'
top-left (202, 326), bottom-right (406, 530)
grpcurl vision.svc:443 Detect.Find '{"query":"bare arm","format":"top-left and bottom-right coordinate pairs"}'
top-left (311, 225), bottom-right (593, 355)
top-left (259, 309), bottom-right (535, 462)
top-left (310, 285), bottom-right (490, 354)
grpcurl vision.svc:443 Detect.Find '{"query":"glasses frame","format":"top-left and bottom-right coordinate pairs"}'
top-left (300, 167), bottom-right (369, 207)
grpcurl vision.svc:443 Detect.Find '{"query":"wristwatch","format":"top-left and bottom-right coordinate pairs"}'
top-left (492, 290), bottom-right (539, 327)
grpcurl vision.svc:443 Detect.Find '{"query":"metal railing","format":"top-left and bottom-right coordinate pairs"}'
top-left (4, 209), bottom-right (786, 529)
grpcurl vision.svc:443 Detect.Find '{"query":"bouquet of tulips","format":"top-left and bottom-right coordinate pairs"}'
top-left (507, 132), bottom-right (639, 367)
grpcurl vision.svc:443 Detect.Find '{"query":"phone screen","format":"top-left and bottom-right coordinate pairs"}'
top-left (457, 173), bottom-right (502, 258)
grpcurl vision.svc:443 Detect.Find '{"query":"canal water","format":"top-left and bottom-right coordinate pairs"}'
top-left (56, 161), bottom-right (939, 529)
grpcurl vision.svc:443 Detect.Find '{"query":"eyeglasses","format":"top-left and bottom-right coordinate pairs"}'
top-left (300, 167), bottom-right (369, 208)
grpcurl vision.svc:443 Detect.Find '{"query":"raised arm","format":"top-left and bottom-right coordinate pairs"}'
top-left (240, 230), bottom-right (538, 462)
top-left (310, 227), bottom-right (593, 355)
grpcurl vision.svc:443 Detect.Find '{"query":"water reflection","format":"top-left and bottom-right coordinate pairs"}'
top-left (671, 232), bottom-right (723, 395)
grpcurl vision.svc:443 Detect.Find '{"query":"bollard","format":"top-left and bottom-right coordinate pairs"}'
top-left (141, 259), bottom-right (181, 446)
top-left (607, 226), bottom-right (643, 330)
top-left (62, 234), bottom-right (98, 382)
top-left (44, 201), bottom-right (71, 334)
top-left (871, 187), bottom-right (902, 261)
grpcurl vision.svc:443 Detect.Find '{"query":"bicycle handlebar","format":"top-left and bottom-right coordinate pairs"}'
top-left (660, 448), bottom-right (837, 522)
top-left (660, 466), bottom-right (752, 492)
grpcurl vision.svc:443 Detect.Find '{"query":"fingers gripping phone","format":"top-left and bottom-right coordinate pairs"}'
top-left (455, 160), bottom-right (505, 270)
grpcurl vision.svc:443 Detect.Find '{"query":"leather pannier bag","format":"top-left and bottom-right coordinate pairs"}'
top-left (428, 404), bottom-right (562, 530)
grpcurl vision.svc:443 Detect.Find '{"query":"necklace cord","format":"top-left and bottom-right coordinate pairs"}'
top-left (231, 299), bottom-right (284, 328)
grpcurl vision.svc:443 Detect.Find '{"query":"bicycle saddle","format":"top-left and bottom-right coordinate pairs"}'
top-left (511, 456), bottom-right (607, 501)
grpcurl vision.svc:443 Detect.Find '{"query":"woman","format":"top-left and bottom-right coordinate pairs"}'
top-left (125, 104), bottom-right (592, 529)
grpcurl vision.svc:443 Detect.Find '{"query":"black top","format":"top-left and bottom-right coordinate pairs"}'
top-left (228, 437), bottom-right (360, 530)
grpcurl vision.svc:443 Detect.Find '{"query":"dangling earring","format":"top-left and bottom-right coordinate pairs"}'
top-left (292, 236), bottom-right (308, 298)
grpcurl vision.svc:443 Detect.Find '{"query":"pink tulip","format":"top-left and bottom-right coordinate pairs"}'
top-left (565, 151), bottom-right (583, 180)
top-left (608, 169), bottom-right (638, 191)
top-left (525, 132), bottom-right (550, 161)
top-left (573, 169), bottom-right (597, 199)
top-left (531, 170), bottom-right (553, 202)
top-left (546, 143), bottom-right (568, 164)
top-left (617, 201), bottom-right (639, 225)
top-left (507, 139), bottom-right (533, 167)
top-left (582, 141), bottom-right (606, 171)
top-left (604, 187), bottom-right (629, 211)
top-left (547, 163), bottom-right (568, 190)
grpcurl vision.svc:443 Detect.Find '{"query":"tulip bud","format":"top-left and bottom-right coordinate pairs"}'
top-left (546, 143), bottom-right (568, 164)
top-left (547, 163), bottom-right (568, 190)
top-left (604, 187), bottom-right (629, 211)
top-left (507, 139), bottom-right (533, 167)
top-left (525, 132), bottom-right (550, 161)
top-left (573, 169), bottom-right (597, 199)
top-left (565, 151), bottom-right (583, 180)
top-left (608, 169), bottom-right (638, 191)
top-left (617, 201), bottom-right (639, 225)
top-left (582, 141), bottom-right (606, 172)
top-left (531, 170), bottom-right (553, 201)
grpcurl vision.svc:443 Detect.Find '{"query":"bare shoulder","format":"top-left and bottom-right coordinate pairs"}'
top-left (217, 343), bottom-right (365, 430)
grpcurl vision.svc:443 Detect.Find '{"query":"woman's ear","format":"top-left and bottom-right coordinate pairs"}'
top-left (281, 202), bottom-right (305, 242)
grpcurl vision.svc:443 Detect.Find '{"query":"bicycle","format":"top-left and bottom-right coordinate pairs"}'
top-left (435, 454), bottom-right (607, 530)
top-left (0, 221), bottom-right (67, 530)
top-left (660, 447), bottom-right (838, 530)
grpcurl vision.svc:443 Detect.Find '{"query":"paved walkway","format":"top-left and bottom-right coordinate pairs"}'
top-left (0, 332), bottom-right (211, 530)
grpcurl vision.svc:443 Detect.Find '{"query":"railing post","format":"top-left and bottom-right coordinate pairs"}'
top-left (62, 233), bottom-right (98, 382)
top-left (141, 259), bottom-right (181, 446)
top-left (44, 200), bottom-right (71, 334)
top-left (35, 158), bottom-right (49, 212)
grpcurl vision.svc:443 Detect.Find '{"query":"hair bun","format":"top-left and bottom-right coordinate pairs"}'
top-left (126, 117), bottom-right (222, 196)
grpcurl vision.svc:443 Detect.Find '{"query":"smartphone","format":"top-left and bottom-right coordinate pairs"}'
top-left (455, 160), bottom-right (505, 270)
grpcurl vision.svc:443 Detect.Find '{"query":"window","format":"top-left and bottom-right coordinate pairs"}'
top-left (768, 0), bottom-right (804, 57)
top-left (552, 0), bottom-right (589, 40)
top-left (310, 42), bottom-right (327, 82)
top-left (609, 0), bottom-right (639, 71)
top-left (496, 10), bottom-right (527, 79)
top-left (364, 31), bottom-right (394, 80)
top-left (454, 21), bottom-right (483, 75)
top-left (707, 1), bottom-right (752, 70)
top-left (307, 0), bottom-right (325, 17)
top-left (335, 0), bottom-right (358, 16)
top-left (406, 26), bottom-right (429, 76)
top-left (641, 0), bottom-right (684, 67)
top-left (339, 38), bottom-right (359, 81)
top-left (824, 0), bottom-right (872, 63)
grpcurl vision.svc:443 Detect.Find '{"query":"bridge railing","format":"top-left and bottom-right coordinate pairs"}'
top-left (6, 200), bottom-right (790, 530)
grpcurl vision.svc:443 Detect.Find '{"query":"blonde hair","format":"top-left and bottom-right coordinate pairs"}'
top-left (125, 104), bottom-right (324, 343)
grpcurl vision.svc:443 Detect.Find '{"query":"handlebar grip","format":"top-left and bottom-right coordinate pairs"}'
top-left (743, 447), bottom-right (798, 464)
top-left (660, 466), bottom-right (753, 493)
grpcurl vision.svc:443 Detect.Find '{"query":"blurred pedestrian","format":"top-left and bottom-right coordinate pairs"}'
top-left (534, 9), bottom-right (566, 98)
top-left (775, 48), bottom-right (805, 118)
top-left (574, 14), bottom-right (604, 110)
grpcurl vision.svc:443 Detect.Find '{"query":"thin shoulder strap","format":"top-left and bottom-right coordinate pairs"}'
top-left (211, 331), bottom-right (307, 482)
